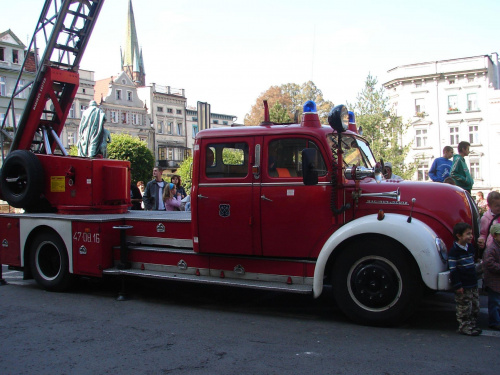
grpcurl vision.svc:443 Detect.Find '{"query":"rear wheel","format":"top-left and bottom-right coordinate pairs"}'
top-left (332, 239), bottom-right (422, 326)
top-left (29, 231), bottom-right (74, 292)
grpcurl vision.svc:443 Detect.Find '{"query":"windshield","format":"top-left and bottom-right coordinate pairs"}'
top-left (327, 133), bottom-right (376, 168)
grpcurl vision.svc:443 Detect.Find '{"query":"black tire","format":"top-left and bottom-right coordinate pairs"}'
top-left (29, 231), bottom-right (74, 292)
top-left (0, 150), bottom-right (43, 208)
top-left (332, 238), bottom-right (422, 326)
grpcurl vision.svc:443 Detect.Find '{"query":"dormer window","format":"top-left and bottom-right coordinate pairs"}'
top-left (12, 50), bottom-right (19, 64)
top-left (116, 89), bottom-right (121, 100)
top-left (0, 48), bottom-right (5, 61)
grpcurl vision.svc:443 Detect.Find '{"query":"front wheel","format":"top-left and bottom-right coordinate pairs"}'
top-left (332, 239), bottom-right (422, 326)
top-left (29, 231), bottom-right (74, 292)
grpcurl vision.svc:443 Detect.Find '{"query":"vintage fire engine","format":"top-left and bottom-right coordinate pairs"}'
top-left (0, 0), bottom-right (479, 326)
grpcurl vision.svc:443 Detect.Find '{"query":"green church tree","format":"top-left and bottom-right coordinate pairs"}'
top-left (106, 133), bottom-right (155, 184)
top-left (350, 74), bottom-right (416, 180)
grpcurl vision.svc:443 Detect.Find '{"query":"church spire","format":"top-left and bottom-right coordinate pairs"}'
top-left (121, 0), bottom-right (145, 86)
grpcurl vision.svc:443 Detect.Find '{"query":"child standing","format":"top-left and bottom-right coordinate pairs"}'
top-left (482, 223), bottom-right (500, 330)
top-left (448, 222), bottom-right (481, 336)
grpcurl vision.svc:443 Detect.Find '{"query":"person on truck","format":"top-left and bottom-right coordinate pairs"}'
top-left (450, 141), bottom-right (474, 193)
top-left (143, 166), bottom-right (166, 211)
top-left (77, 100), bottom-right (109, 158)
top-left (383, 162), bottom-right (403, 180)
top-left (429, 146), bottom-right (453, 182)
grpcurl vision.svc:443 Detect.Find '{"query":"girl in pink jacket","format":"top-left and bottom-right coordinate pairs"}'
top-left (163, 183), bottom-right (182, 211)
top-left (478, 191), bottom-right (500, 249)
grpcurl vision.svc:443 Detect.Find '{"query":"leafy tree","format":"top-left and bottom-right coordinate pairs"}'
top-left (244, 86), bottom-right (292, 125)
top-left (222, 148), bottom-right (245, 165)
top-left (69, 145), bottom-right (78, 156)
top-left (106, 133), bottom-right (155, 184)
top-left (177, 155), bottom-right (193, 195)
top-left (269, 101), bottom-right (292, 123)
top-left (281, 81), bottom-right (334, 122)
top-left (350, 74), bottom-right (416, 180)
top-left (244, 81), bottom-right (334, 125)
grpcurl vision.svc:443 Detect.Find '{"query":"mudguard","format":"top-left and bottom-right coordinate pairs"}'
top-left (313, 213), bottom-right (449, 297)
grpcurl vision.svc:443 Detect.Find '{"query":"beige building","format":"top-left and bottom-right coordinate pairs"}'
top-left (93, 71), bottom-right (151, 147)
top-left (137, 83), bottom-right (187, 171)
top-left (383, 54), bottom-right (500, 194)
top-left (0, 29), bottom-right (36, 159)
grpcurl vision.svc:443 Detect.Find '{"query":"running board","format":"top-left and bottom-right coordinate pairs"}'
top-left (103, 267), bottom-right (313, 294)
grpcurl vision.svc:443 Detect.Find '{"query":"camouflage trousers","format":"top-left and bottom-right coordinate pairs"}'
top-left (455, 287), bottom-right (480, 332)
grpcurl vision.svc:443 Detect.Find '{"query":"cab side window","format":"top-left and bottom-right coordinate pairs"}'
top-left (205, 142), bottom-right (249, 178)
top-left (268, 138), bottom-right (326, 178)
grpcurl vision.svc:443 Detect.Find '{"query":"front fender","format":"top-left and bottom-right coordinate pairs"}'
top-left (313, 213), bottom-right (448, 297)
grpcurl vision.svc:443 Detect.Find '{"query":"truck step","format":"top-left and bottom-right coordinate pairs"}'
top-left (103, 267), bottom-right (313, 294)
top-left (124, 244), bottom-right (196, 254)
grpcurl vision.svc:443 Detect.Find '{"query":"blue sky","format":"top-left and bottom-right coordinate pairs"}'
top-left (3, 0), bottom-right (500, 122)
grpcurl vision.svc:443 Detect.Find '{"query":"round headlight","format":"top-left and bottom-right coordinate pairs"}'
top-left (435, 238), bottom-right (448, 263)
top-left (328, 105), bottom-right (349, 133)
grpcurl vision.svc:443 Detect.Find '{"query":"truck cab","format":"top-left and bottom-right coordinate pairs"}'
top-left (188, 101), bottom-right (479, 324)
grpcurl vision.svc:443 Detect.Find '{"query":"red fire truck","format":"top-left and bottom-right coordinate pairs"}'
top-left (0, 0), bottom-right (479, 326)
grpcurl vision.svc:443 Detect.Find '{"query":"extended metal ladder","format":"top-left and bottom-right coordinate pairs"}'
top-left (0, 0), bottom-right (104, 159)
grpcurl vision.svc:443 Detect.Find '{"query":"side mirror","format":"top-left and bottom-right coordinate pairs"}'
top-left (302, 148), bottom-right (318, 185)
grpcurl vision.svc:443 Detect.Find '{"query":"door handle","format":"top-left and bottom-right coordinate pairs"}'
top-left (261, 195), bottom-right (273, 202)
top-left (198, 194), bottom-right (208, 199)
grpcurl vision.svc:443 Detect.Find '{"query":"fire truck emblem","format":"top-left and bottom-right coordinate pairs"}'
top-left (219, 204), bottom-right (230, 218)
top-left (156, 223), bottom-right (165, 233)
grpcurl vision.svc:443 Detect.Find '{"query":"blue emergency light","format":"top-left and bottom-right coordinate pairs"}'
top-left (303, 100), bottom-right (317, 113)
top-left (348, 111), bottom-right (355, 123)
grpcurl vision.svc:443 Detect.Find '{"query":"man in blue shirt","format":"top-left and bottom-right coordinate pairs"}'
top-left (429, 145), bottom-right (453, 182)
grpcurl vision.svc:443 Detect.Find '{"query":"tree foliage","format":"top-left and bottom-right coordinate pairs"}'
top-left (177, 155), bottom-right (193, 195)
top-left (244, 81), bottom-right (334, 125)
top-left (106, 133), bottom-right (155, 184)
top-left (269, 102), bottom-right (292, 123)
top-left (222, 147), bottom-right (245, 165)
top-left (69, 145), bottom-right (78, 156)
top-left (350, 74), bottom-right (416, 180)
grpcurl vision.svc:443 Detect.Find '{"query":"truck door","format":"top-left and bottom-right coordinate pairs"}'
top-left (260, 136), bottom-right (333, 258)
top-left (196, 138), bottom-right (259, 255)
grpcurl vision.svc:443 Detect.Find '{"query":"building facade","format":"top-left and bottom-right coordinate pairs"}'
top-left (185, 109), bottom-right (238, 151)
top-left (137, 83), bottom-right (187, 170)
top-left (0, 29), bottom-right (36, 158)
top-left (383, 54), bottom-right (500, 194)
top-left (93, 71), bottom-right (151, 146)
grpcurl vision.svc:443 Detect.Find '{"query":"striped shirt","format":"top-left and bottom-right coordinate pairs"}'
top-left (448, 242), bottom-right (478, 290)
